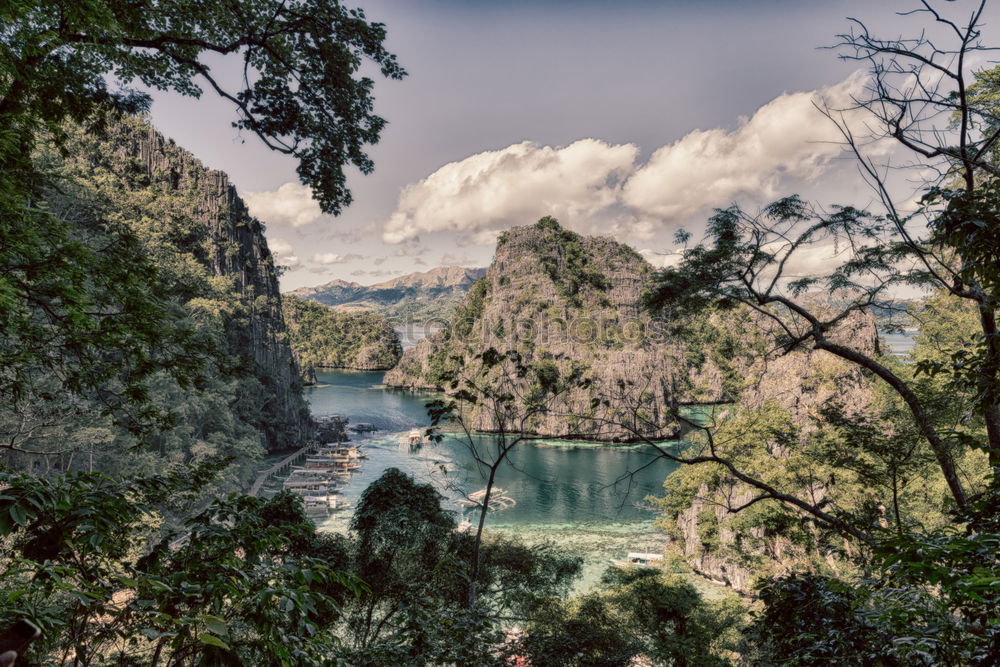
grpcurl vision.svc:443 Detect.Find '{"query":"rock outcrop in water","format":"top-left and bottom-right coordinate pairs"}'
top-left (283, 295), bottom-right (402, 371)
top-left (384, 217), bottom-right (714, 441)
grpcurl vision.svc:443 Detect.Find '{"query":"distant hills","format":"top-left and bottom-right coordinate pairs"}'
top-left (287, 266), bottom-right (486, 323)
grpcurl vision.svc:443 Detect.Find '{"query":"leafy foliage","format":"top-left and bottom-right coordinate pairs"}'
top-left (334, 468), bottom-right (582, 665)
top-left (510, 567), bottom-right (746, 667)
top-left (1, 0), bottom-right (404, 215)
top-left (532, 216), bottom-right (612, 307)
top-left (0, 462), bottom-right (360, 665)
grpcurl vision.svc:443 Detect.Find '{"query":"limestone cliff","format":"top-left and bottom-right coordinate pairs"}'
top-left (384, 217), bottom-right (707, 441)
top-left (93, 118), bottom-right (313, 451)
top-left (664, 310), bottom-right (881, 591)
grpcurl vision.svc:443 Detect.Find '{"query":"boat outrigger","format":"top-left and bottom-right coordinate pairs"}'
top-left (456, 487), bottom-right (516, 512)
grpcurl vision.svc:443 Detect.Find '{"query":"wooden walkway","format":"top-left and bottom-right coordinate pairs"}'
top-left (248, 444), bottom-right (315, 497)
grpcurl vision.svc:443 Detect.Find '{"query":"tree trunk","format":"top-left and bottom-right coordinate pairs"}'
top-left (467, 463), bottom-right (499, 608)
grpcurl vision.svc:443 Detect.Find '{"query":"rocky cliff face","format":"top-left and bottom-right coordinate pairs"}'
top-left (667, 310), bottom-right (881, 591)
top-left (384, 218), bottom-right (705, 441)
top-left (101, 118), bottom-right (312, 451)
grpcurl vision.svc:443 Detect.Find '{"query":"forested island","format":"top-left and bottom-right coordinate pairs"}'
top-left (1, 1), bottom-right (999, 666)
top-left (282, 294), bottom-right (402, 377)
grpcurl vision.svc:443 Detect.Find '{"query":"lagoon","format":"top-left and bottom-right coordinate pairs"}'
top-left (303, 368), bottom-right (683, 591)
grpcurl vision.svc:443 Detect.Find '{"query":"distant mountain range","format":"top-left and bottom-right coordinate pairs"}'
top-left (287, 266), bottom-right (487, 323)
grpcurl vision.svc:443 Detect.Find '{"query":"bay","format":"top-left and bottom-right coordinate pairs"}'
top-left (303, 368), bottom-right (687, 592)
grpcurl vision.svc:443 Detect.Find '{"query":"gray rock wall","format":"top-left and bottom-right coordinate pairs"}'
top-left (110, 119), bottom-right (313, 451)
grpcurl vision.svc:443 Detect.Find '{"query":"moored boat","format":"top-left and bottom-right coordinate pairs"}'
top-left (610, 552), bottom-right (663, 568)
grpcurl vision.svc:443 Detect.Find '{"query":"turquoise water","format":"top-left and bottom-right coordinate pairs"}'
top-left (883, 331), bottom-right (916, 357)
top-left (303, 370), bottom-right (682, 589)
top-left (304, 370), bottom-right (677, 527)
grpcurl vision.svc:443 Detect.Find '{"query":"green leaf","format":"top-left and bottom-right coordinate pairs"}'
top-left (199, 615), bottom-right (228, 636)
top-left (198, 633), bottom-right (230, 650)
top-left (9, 503), bottom-right (27, 526)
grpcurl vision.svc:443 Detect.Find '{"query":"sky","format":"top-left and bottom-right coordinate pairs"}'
top-left (142, 0), bottom-right (999, 290)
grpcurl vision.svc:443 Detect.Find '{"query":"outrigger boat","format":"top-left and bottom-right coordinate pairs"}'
top-left (610, 552), bottom-right (664, 568)
top-left (302, 494), bottom-right (351, 514)
top-left (320, 445), bottom-right (366, 459)
top-left (456, 487), bottom-right (516, 511)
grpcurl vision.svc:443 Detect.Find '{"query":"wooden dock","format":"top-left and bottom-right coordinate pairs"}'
top-left (248, 444), bottom-right (316, 497)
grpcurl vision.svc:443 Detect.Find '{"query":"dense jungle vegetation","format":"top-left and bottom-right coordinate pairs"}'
top-left (282, 295), bottom-right (403, 373)
top-left (1, 0), bottom-right (1000, 665)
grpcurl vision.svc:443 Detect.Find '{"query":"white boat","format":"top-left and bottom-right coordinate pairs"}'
top-left (407, 428), bottom-right (423, 445)
top-left (302, 494), bottom-right (350, 514)
top-left (610, 552), bottom-right (664, 568)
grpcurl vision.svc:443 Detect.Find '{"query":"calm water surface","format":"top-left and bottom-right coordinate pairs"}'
top-left (302, 331), bottom-right (917, 592)
top-left (303, 369), bottom-right (684, 591)
top-left (304, 369), bottom-right (677, 526)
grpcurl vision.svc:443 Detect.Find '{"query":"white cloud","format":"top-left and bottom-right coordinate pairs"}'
top-left (244, 182), bottom-right (324, 228)
top-left (440, 253), bottom-right (481, 267)
top-left (268, 238), bottom-right (301, 270)
top-left (764, 240), bottom-right (855, 280)
top-left (392, 245), bottom-right (428, 257)
top-left (621, 75), bottom-right (868, 221)
top-left (382, 139), bottom-right (638, 244)
top-left (351, 268), bottom-right (404, 278)
top-left (378, 74), bottom-right (884, 247)
top-left (310, 252), bottom-right (364, 265)
top-left (638, 248), bottom-right (682, 269)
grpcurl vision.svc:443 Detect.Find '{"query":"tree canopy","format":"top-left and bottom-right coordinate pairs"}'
top-left (1, 0), bottom-right (405, 214)
top-left (0, 0), bottom-right (404, 428)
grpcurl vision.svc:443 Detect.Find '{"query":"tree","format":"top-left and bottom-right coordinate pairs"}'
top-left (0, 459), bottom-right (362, 665)
top-left (426, 346), bottom-right (591, 608)
top-left (336, 468), bottom-right (581, 665)
top-left (636, 1), bottom-right (1000, 661)
top-left (0, 0), bottom-right (404, 427)
top-left (645, 0), bottom-right (1000, 512)
top-left (509, 567), bottom-right (746, 667)
top-left (1, 0), bottom-right (404, 214)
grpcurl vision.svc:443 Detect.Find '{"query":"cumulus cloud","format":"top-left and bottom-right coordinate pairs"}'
top-left (622, 75), bottom-right (867, 221)
top-left (317, 224), bottom-right (374, 244)
top-left (268, 238), bottom-right (301, 270)
top-left (392, 245), bottom-right (428, 257)
top-left (764, 240), bottom-right (854, 279)
top-left (382, 139), bottom-right (638, 244)
top-left (310, 252), bottom-right (364, 265)
top-left (380, 73), bottom-right (880, 246)
top-left (244, 182), bottom-right (324, 228)
top-left (351, 269), bottom-right (404, 278)
top-left (638, 248), bottom-right (682, 269)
